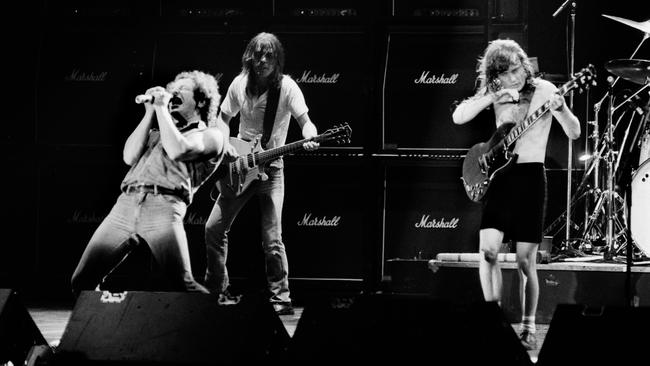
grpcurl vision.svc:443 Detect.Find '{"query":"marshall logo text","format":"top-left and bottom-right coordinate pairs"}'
top-left (414, 215), bottom-right (460, 229)
top-left (296, 70), bottom-right (340, 84)
top-left (65, 69), bottom-right (108, 82)
top-left (297, 213), bottom-right (341, 227)
top-left (414, 71), bottom-right (459, 85)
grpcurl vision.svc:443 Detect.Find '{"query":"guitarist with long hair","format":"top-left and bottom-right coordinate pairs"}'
top-left (452, 39), bottom-right (580, 350)
top-left (204, 32), bottom-right (319, 315)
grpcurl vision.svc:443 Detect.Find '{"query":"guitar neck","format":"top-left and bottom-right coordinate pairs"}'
top-left (255, 135), bottom-right (327, 163)
top-left (504, 82), bottom-right (575, 148)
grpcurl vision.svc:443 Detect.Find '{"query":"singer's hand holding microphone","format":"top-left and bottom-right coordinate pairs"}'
top-left (135, 87), bottom-right (171, 107)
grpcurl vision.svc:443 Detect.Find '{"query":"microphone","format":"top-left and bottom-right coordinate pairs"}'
top-left (135, 94), bottom-right (154, 104)
top-left (552, 0), bottom-right (572, 18)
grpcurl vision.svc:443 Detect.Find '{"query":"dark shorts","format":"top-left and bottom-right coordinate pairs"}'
top-left (480, 163), bottom-right (547, 244)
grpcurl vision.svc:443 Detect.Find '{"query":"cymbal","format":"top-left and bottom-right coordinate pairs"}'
top-left (605, 59), bottom-right (650, 85)
top-left (602, 14), bottom-right (650, 34)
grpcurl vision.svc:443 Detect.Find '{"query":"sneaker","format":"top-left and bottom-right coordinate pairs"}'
top-left (519, 331), bottom-right (537, 350)
top-left (272, 302), bottom-right (295, 316)
top-left (217, 290), bottom-right (242, 306)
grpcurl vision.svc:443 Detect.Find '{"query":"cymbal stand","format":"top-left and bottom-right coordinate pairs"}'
top-left (571, 84), bottom-right (624, 257)
top-left (602, 77), bottom-right (619, 259)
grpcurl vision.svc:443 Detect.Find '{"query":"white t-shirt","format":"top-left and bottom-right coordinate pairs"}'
top-left (220, 73), bottom-right (309, 150)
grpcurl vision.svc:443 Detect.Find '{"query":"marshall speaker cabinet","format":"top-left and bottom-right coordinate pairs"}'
top-left (282, 157), bottom-right (368, 282)
top-left (382, 29), bottom-right (495, 151)
top-left (37, 25), bottom-right (153, 147)
top-left (275, 30), bottom-right (371, 151)
top-left (382, 162), bottom-right (483, 272)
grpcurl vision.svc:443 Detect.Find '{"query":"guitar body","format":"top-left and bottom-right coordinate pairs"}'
top-left (214, 137), bottom-right (268, 197)
top-left (461, 122), bottom-right (518, 202)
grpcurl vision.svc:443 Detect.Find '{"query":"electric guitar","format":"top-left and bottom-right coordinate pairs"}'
top-left (461, 65), bottom-right (595, 202)
top-left (215, 123), bottom-right (352, 196)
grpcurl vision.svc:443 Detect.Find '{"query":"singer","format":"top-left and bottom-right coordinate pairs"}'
top-left (71, 70), bottom-right (226, 296)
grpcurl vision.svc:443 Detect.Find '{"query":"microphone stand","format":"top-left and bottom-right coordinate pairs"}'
top-left (565, 2), bottom-right (577, 248)
top-left (553, 1), bottom-right (578, 252)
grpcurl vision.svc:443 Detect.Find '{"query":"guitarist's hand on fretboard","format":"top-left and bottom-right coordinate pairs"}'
top-left (303, 140), bottom-right (320, 151)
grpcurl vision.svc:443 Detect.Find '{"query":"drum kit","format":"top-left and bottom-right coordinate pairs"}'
top-left (546, 14), bottom-right (650, 262)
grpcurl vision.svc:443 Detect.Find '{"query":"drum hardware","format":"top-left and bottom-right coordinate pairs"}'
top-left (548, 96), bottom-right (634, 257)
top-left (550, 14), bottom-right (650, 260)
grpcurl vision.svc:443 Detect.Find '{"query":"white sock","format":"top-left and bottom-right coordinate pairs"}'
top-left (521, 315), bottom-right (536, 333)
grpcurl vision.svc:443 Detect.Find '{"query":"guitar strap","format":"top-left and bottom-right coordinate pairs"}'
top-left (261, 85), bottom-right (281, 149)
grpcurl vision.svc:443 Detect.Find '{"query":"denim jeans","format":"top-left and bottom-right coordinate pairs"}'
top-left (204, 167), bottom-right (290, 303)
top-left (71, 192), bottom-right (208, 295)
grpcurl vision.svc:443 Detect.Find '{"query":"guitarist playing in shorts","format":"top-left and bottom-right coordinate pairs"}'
top-left (451, 39), bottom-right (580, 350)
top-left (204, 32), bottom-right (318, 316)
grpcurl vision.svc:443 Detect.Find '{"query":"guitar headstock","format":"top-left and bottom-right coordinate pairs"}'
top-left (569, 64), bottom-right (597, 94)
top-left (320, 123), bottom-right (352, 145)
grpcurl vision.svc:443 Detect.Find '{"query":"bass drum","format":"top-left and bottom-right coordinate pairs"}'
top-left (631, 159), bottom-right (650, 256)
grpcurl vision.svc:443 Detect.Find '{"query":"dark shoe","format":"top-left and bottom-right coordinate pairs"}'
top-left (217, 290), bottom-right (242, 306)
top-left (519, 331), bottom-right (537, 350)
top-left (272, 302), bottom-right (295, 315)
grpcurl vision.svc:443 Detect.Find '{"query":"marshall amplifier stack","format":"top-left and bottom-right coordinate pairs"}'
top-left (380, 0), bottom-right (528, 288)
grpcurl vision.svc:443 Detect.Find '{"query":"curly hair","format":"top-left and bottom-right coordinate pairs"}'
top-left (476, 39), bottom-right (535, 94)
top-left (169, 70), bottom-right (221, 126)
top-left (241, 32), bottom-right (285, 96)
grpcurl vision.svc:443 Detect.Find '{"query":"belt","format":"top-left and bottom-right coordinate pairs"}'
top-left (123, 184), bottom-right (188, 203)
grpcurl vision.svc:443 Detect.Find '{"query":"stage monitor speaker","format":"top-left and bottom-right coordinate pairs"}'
top-left (537, 304), bottom-right (650, 365)
top-left (383, 29), bottom-right (495, 151)
top-left (283, 158), bottom-right (367, 280)
top-left (37, 27), bottom-right (153, 146)
top-left (55, 291), bottom-right (290, 365)
top-left (383, 164), bottom-right (482, 265)
top-left (278, 31), bottom-right (369, 150)
top-left (0, 289), bottom-right (49, 365)
top-left (288, 293), bottom-right (532, 365)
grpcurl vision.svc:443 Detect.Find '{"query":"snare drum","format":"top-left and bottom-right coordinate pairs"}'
top-left (631, 159), bottom-right (650, 256)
